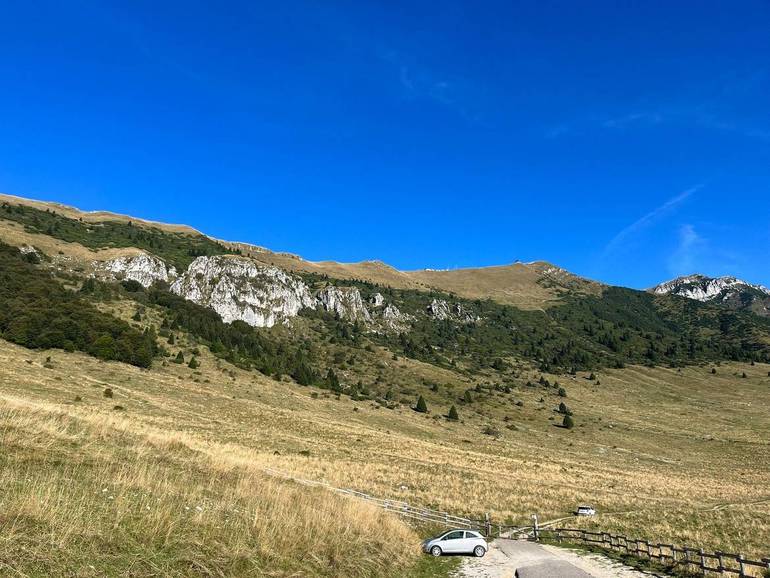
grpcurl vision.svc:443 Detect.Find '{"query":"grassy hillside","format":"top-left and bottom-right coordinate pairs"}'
top-left (0, 395), bottom-right (421, 577)
top-left (1, 338), bottom-right (768, 567)
top-left (1, 194), bottom-right (769, 574)
top-left (0, 242), bottom-right (157, 366)
top-left (0, 200), bottom-right (236, 270)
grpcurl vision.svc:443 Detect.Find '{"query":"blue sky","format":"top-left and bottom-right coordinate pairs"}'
top-left (1, 1), bottom-right (769, 289)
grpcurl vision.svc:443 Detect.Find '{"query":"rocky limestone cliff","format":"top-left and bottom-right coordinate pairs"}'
top-left (95, 253), bottom-right (177, 288)
top-left (381, 303), bottom-right (412, 332)
top-left (652, 274), bottom-right (770, 317)
top-left (170, 255), bottom-right (315, 327)
top-left (653, 274), bottom-right (770, 302)
top-left (426, 298), bottom-right (479, 323)
top-left (370, 292), bottom-right (385, 307)
top-left (317, 286), bottom-right (372, 323)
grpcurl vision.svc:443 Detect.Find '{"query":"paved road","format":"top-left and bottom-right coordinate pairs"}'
top-left (456, 539), bottom-right (654, 578)
top-left (497, 541), bottom-right (592, 578)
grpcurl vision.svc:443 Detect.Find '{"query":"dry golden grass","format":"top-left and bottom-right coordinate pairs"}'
top-left (0, 218), bottom-right (148, 268)
top-left (0, 192), bottom-right (199, 234)
top-left (1, 337), bottom-right (769, 567)
top-left (405, 261), bottom-right (602, 309)
top-left (0, 395), bottom-right (419, 577)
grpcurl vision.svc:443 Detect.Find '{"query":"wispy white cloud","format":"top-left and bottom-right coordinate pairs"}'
top-left (667, 223), bottom-right (703, 275)
top-left (544, 124), bottom-right (569, 139)
top-left (377, 47), bottom-right (482, 123)
top-left (602, 184), bottom-right (703, 258)
top-left (602, 112), bottom-right (663, 129)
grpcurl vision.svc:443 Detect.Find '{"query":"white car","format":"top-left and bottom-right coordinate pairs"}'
top-left (422, 529), bottom-right (487, 557)
top-left (575, 505), bottom-right (596, 516)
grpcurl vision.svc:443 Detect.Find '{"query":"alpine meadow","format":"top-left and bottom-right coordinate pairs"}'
top-left (0, 193), bottom-right (769, 577)
top-left (2, 3), bottom-right (770, 576)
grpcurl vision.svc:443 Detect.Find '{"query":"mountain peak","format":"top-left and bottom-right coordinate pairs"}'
top-left (652, 274), bottom-right (770, 315)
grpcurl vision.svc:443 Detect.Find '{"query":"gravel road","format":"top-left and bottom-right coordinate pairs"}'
top-left (455, 539), bottom-right (658, 578)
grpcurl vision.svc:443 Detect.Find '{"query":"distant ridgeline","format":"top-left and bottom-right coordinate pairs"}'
top-left (1, 199), bottom-right (770, 377)
top-left (0, 201), bottom-right (237, 270)
top-left (298, 273), bottom-right (770, 373)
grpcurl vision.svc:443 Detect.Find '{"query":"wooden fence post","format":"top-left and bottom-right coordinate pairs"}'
top-left (532, 514), bottom-right (539, 542)
top-left (716, 551), bottom-right (725, 573)
top-left (737, 554), bottom-right (746, 578)
top-left (484, 513), bottom-right (491, 538)
top-left (699, 548), bottom-right (706, 576)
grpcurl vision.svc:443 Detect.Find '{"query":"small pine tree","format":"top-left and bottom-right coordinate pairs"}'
top-left (168, 334), bottom-right (175, 345)
top-left (448, 405), bottom-right (459, 421)
top-left (131, 310), bottom-right (142, 322)
top-left (711, 367), bottom-right (717, 374)
top-left (558, 387), bottom-right (567, 397)
top-left (173, 351), bottom-right (184, 364)
top-left (563, 414), bottom-right (574, 429)
top-left (188, 356), bottom-right (199, 369)
top-left (415, 395), bottom-right (428, 413)
top-left (326, 368), bottom-right (341, 392)
top-left (741, 372), bottom-right (747, 378)
top-left (464, 390), bottom-right (473, 403)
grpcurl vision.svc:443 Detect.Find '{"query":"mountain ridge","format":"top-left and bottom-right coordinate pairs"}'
top-left (0, 192), bottom-right (600, 310)
top-left (652, 273), bottom-right (770, 317)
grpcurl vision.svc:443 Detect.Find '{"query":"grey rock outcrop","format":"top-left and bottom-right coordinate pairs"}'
top-left (96, 253), bottom-right (176, 288)
top-left (170, 255), bottom-right (315, 327)
top-left (381, 303), bottom-right (412, 332)
top-left (426, 298), bottom-right (478, 323)
top-left (317, 286), bottom-right (372, 323)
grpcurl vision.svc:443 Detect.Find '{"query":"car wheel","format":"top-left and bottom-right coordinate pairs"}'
top-left (430, 546), bottom-right (442, 557)
top-left (474, 545), bottom-right (486, 557)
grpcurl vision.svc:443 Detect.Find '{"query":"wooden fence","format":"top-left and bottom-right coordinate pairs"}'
top-left (264, 468), bottom-right (487, 531)
top-left (265, 469), bottom-right (768, 576)
top-left (545, 528), bottom-right (770, 578)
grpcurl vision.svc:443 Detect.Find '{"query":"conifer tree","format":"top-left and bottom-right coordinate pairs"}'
top-left (448, 405), bottom-right (459, 421)
top-left (415, 395), bottom-right (428, 413)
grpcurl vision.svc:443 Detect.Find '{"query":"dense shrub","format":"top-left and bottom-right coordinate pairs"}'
top-left (0, 242), bottom-right (156, 367)
top-left (0, 202), bottom-right (235, 269)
